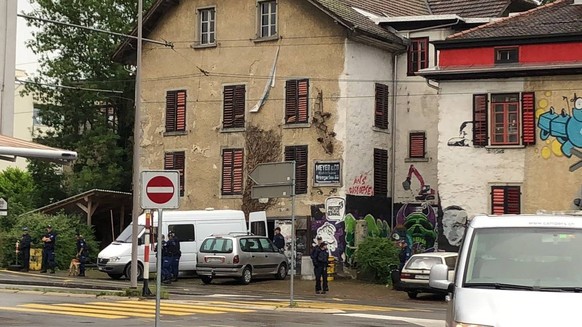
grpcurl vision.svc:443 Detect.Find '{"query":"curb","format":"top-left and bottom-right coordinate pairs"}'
top-left (0, 279), bottom-right (125, 291)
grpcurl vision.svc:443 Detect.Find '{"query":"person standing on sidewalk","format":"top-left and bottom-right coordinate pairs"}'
top-left (20, 227), bottom-right (31, 272)
top-left (167, 231), bottom-right (181, 281)
top-left (272, 227), bottom-right (285, 251)
top-left (76, 234), bottom-right (89, 277)
top-left (314, 241), bottom-right (329, 294)
top-left (40, 225), bottom-right (56, 274)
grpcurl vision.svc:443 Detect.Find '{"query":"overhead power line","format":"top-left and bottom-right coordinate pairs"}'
top-left (16, 79), bottom-right (124, 94)
top-left (17, 14), bottom-right (173, 48)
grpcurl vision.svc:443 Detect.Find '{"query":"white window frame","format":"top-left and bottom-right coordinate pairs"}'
top-left (198, 7), bottom-right (216, 45)
top-left (258, 1), bottom-right (277, 38)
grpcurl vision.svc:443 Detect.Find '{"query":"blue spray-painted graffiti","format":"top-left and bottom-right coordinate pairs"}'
top-left (538, 93), bottom-right (582, 160)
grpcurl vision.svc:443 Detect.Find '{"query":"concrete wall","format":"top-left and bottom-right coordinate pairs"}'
top-left (139, 0), bottom-right (363, 217)
top-left (0, 0), bottom-right (16, 136)
top-left (438, 79), bottom-right (527, 215)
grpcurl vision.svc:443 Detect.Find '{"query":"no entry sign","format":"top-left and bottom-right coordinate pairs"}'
top-left (140, 170), bottom-right (180, 209)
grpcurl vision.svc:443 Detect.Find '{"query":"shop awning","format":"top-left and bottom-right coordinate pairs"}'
top-left (0, 134), bottom-right (77, 163)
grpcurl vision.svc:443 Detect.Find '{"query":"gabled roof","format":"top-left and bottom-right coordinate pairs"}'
top-left (427, 0), bottom-right (534, 18)
top-left (113, 0), bottom-right (406, 64)
top-left (447, 0), bottom-right (582, 40)
top-left (342, 0), bottom-right (430, 17)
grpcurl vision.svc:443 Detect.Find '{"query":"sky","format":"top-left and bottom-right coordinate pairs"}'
top-left (15, 0), bottom-right (40, 76)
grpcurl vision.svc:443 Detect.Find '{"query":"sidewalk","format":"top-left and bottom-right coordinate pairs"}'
top-left (0, 268), bottom-right (411, 304)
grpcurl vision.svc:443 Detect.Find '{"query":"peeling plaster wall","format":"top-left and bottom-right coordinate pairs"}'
top-left (139, 0), bottom-right (348, 216)
top-left (338, 41), bottom-right (394, 198)
top-left (438, 79), bottom-right (526, 216)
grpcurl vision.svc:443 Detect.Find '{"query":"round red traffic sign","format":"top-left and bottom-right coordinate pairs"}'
top-left (146, 176), bottom-right (175, 204)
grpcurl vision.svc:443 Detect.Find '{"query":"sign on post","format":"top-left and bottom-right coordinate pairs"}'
top-left (250, 162), bottom-right (295, 200)
top-left (0, 198), bottom-right (7, 216)
top-left (140, 171), bottom-right (180, 209)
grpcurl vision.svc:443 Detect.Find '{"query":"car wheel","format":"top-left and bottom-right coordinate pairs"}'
top-left (407, 292), bottom-right (418, 299)
top-left (124, 263), bottom-right (144, 281)
top-left (201, 276), bottom-right (212, 285)
top-left (274, 263), bottom-right (287, 280)
top-left (239, 266), bottom-right (252, 285)
top-left (107, 273), bottom-right (123, 280)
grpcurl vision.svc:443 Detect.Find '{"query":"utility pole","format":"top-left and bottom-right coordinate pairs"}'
top-left (130, 0), bottom-right (144, 289)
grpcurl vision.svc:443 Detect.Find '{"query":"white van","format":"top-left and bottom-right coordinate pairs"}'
top-left (430, 214), bottom-right (582, 326)
top-left (97, 209), bottom-right (266, 280)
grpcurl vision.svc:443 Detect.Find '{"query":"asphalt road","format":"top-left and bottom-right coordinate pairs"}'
top-left (0, 291), bottom-right (445, 327)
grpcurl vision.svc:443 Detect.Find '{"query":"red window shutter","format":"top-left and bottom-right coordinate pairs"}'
top-left (521, 92), bottom-right (536, 145)
top-left (473, 94), bottom-right (489, 147)
top-left (165, 91), bottom-right (177, 132)
top-left (297, 80), bottom-right (309, 123)
top-left (176, 90), bottom-right (186, 131)
top-left (285, 80), bottom-right (298, 123)
top-left (174, 152), bottom-right (185, 196)
top-left (491, 187), bottom-right (506, 215)
top-left (222, 150), bottom-right (233, 195)
top-left (233, 85), bottom-right (246, 128)
top-left (409, 132), bottom-right (426, 158)
top-left (223, 86), bottom-right (235, 128)
top-left (285, 145), bottom-right (308, 194)
top-left (374, 148), bottom-right (388, 196)
top-left (375, 83), bottom-right (389, 129)
top-left (232, 149), bottom-right (244, 194)
top-left (505, 186), bottom-right (521, 214)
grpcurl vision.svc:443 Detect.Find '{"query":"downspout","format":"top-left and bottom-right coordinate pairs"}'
top-left (390, 53), bottom-right (398, 229)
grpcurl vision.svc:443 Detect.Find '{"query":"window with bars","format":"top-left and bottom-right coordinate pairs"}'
top-left (164, 151), bottom-right (185, 197)
top-left (408, 37), bottom-right (429, 75)
top-left (285, 79), bottom-right (309, 124)
top-left (284, 145), bottom-right (308, 194)
top-left (223, 85), bottom-right (245, 129)
top-left (258, 1), bottom-right (277, 38)
top-left (373, 148), bottom-right (388, 197)
top-left (199, 8), bottom-right (215, 45)
top-left (409, 132), bottom-right (426, 158)
top-left (473, 92), bottom-right (535, 147)
top-left (221, 148), bottom-right (244, 195)
top-left (165, 90), bottom-right (187, 133)
top-left (491, 185), bottom-right (521, 215)
top-left (375, 83), bottom-right (389, 129)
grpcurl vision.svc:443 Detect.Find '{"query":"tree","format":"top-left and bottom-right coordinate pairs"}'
top-left (23, 0), bottom-right (149, 205)
top-left (0, 167), bottom-right (39, 230)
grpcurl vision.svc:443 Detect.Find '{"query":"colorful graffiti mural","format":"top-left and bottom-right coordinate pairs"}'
top-left (440, 205), bottom-right (467, 249)
top-left (395, 203), bottom-right (438, 254)
top-left (537, 92), bottom-right (582, 171)
top-left (344, 213), bottom-right (391, 266)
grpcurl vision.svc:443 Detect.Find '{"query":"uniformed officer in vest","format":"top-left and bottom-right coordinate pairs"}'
top-left (41, 225), bottom-right (56, 274)
top-left (20, 227), bottom-right (32, 272)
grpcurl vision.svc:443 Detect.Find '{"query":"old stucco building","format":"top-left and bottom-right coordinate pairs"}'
top-left (420, 0), bottom-right (582, 247)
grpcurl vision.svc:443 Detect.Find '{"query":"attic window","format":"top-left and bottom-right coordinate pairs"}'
top-left (495, 47), bottom-right (519, 64)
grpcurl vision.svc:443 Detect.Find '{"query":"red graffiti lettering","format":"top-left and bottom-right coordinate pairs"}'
top-left (348, 173), bottom-right (374, 196)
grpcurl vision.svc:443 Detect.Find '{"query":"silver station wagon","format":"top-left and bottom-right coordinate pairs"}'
top-left (196, 234), bottom-right (289, 285)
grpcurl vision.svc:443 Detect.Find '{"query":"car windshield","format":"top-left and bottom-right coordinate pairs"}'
top-left (464, 227), bottom-right (582, 289)
top-left (115, 225), bottom-right (145, 243)
top-left (200, 238), bottom-right (233, 253)
top-left (405, 256), bottom-right (443, 270)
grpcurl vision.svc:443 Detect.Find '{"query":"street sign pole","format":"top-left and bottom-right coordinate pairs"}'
top-left (290, 161), bottom-right (296, 306)
top-left (155, 208), bottom-right (163, 327)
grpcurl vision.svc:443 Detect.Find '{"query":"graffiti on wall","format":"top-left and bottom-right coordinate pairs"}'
top-left (395, 202), bottom-right (438, 253)
top-left (402, 165), bottom-right (436, 201)
top-left (310, 204), bottom-right (346, 261)
top-left (439, 205), bottom-right (467, 251)
top-left (347, 171), bottom-right (374, 196)
top-left (344, 213), bottom-right (391, 267)
top-left (447, 121), bottom-right (473, 147)
top-left (537, 92), bottom-right (582, 171)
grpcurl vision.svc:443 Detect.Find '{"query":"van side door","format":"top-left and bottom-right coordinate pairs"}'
top-left (258, 237), bottom-right (280, 274)
top-left (168, 224), bottom-right (196, 271)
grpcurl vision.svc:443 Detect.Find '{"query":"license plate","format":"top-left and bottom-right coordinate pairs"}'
top-left (206, 257), bottom-right (224, 263)
top-left (415, 275), bottom-right (429, 280)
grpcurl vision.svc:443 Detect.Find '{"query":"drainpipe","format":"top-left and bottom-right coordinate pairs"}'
top-left (390, 53), bottom-right (398, 229)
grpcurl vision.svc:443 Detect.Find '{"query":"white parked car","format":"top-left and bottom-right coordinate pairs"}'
top-left (398, 252), bottom-right (457, 299)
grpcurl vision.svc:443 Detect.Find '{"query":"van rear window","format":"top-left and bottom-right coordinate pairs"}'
top-left (200, 238), bottom-right (233, 253)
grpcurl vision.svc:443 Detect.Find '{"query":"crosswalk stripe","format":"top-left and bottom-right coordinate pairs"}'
top-left (0, 305), bottom-right (126, 319)
top-left (118, 301), bottom-right (255, 313)
top-left (90, 301), bottom-right (222, 314)
top-left (55, 303), bottom-right (192, 316)
top-left (21, 303), bottom-right (155, 318)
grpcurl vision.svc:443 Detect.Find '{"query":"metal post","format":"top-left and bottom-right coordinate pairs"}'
top-left (142, 210), bottom-right (152, 296)
top-left (290, 160), bottom-right (296, 306)
top-left (155, 209), bottom-right (163, 327)
top-left (130, 0), bottom-right (144, 289)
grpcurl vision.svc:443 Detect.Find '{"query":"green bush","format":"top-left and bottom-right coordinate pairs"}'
top-left (354, 236), bottom-right (400, 284)
top-left (0, 212), bottom-right (99, 269)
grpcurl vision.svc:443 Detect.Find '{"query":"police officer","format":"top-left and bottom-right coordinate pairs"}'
top-left (168, 232), bottom-right (181, 282)
top-left (40, 225), bottom-right (56, 274)
top-left (314, 241), bottom-right (329, 294)
top-left (161, 235), bottom-right (172, 284)
top-left (20, 227), bottom-right (31, 272)
top-left (76, 234), bottom-right (89, 277)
